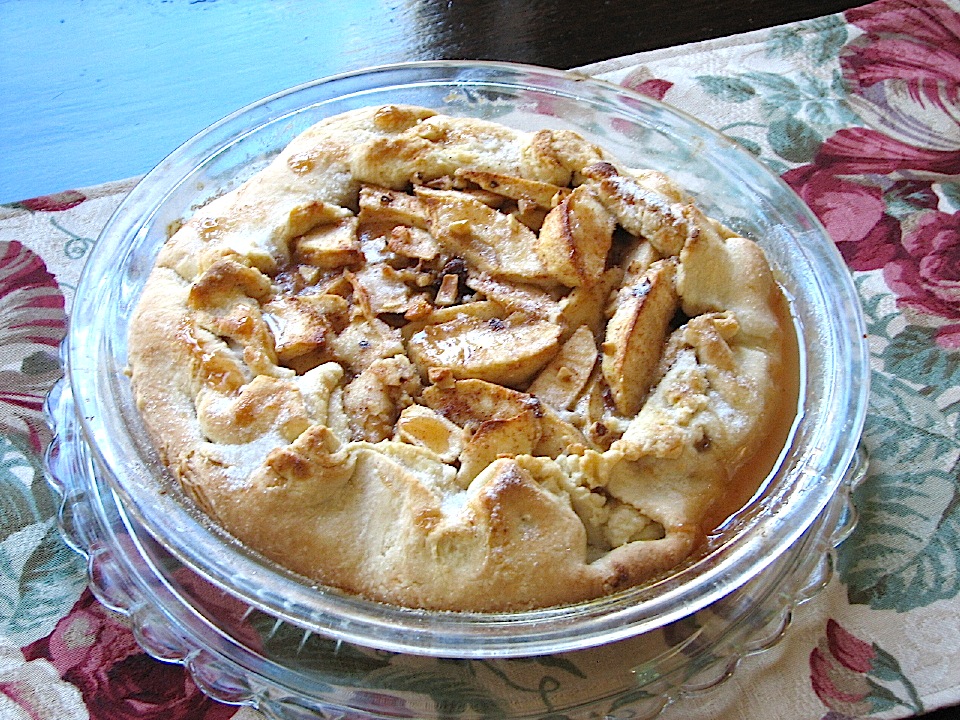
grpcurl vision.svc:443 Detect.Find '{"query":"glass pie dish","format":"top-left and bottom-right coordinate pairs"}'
top-left (45, 374), bottom-right (867, 718)
top-left (44, 59), bottom-right (870, 692)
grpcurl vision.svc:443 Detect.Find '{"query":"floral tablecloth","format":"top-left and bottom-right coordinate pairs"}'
top-left (1, 0), bottom-right (958, 717)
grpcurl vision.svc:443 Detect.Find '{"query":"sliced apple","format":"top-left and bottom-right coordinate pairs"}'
top-left (415, 187), bottom-right (559, 287)
top-left (527, 325), bottom-right (598, 412)
top-left (556, 268), bottom-right (621, 340)
top-left (358, 185), bottom-right (429, 230)
top-left (568, 366), bottom-right (621, 450)
top-left (194, 299), bottom-right (284, 380)
top-left (293, 216), bottom-right (363, 269)
top-left (533, 405), bottom-right (589, 458)
top-left (465, 272), bottom-right (560, 320)
top-left (421, 378), bottom-right (542, 430)
top-left (329, 311), bottom-right (404, 373)
top-left (454, 168), bottom-right (567, 209)
top-left (582, 162), bottom-right (692, 257)
top-left (457, 408), bottom-right (542, 485)
top-left (401, 300), bottom-right (505, 340)
top-left (386, 225), bottom-right (441, 262)
top-left (349, 263), bottom-right (414, 315)
top-left (408, 313), bottom-right (561, 388)
top-left (601, 259), bottom-right (679, 416)
top-left (617, 239), bottom-right (660, 290)
top-left (507, 200), bottom-right (550, 232)
top-left (395, 404), bottom-right (465, 463)
top-left (262, 293), bottom-right (349, 366)
top-left (342, 356), bottom-right (421, 442)
top-left (536, 185), bottom-right (615, 287)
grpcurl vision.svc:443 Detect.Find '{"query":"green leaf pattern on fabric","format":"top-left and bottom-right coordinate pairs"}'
top-left (0, 435), bottom-right (85, 646)
top-left (837, 277), bottom-right (960, 610)
top-left (695, 76), bottom-right (756, 103)
top-left (841, 372), bottom-right (960, 608)
top-left (767, 115), bottom-right (823, 163)
top-left (766, 16), bottom-right (848, 63)
top-left (696, 22), bottom-right (858, 171)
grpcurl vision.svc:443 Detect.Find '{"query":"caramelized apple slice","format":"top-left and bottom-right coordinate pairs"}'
top-left (262, 293), bottom-right (349, 366)
top-left (342, 356), bottom-right (421, 442)
top-left (536, 185), bottom-right (615, 287)
top-left (349, 263), bottom-right (414, 315)
top-left (618, 239), bottom-right (661, 289)
top-left (415, 187), bottom-right (559, 287)
top-left (395, 404), bottom-right (465, 463)
top-left (556, 268), bottom-right (621, 340)
top-left (329, 311), bottom-right (405, 373)
top-left (293, 216), bottom-right (363, 269)
top-left (457, 408), bottom-right (542, 485)
top-left (454, 168), bottom-right (568, 209)
top-left (533, 405), bottom-right (589, 458)
top-left (601, 259), bottom-right (679, 416)
top-left (465, 272), bottom-right (560, 320)
top-left (408, 313), bottom-right (561, 388)
top-left (387, 225), bottom-right (441, 262)
top-left (567, 366), bottom-right (624, 451)
top-left (528, 325), bottom-right (598, 412)
top-left (582, 162), bottom-right (692, 257)
top-left (421, 378), bottom-right (542, 430)
top-left (401, 300), bottom-right (505, 340)
top-left (358, 185), bottom-right (429, 229)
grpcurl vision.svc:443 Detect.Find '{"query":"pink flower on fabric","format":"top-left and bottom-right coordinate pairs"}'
top-left (809, 619), bottom-right (925, 717)
top-left (782, 163), bottom-right (889, 249)
top-left (885, 210), bottom-right (960, 347)
top-left (633, 79), bottom-right (674, 101)
top-left (810, 621), bottom-right (876, 717)
top-left (0, 240), bottom-right (66, 452)
top-left (22, 591), bottom-right (237, 720)
top-left (810, 644), bottom-right (873, 716)
top-left (842, 0), bottom-right (960, 153)
top-left (814, 127), bottom-right (960, 177)
top-left (844, 0), bottom-right (960, 93)
top-left (782, 124), bottom-right (960, 347)
top-left (14, 190), bottom-right (87, 213)
top-left (621, 69), bottom-right (675, 101)
top-left (825, 619), bottom-right (876, 674)
top-left (0, 647), bottom-right (87, 720)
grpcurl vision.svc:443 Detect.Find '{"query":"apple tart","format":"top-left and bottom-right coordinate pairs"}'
top-left (128, 105), bottom-right (793, 611)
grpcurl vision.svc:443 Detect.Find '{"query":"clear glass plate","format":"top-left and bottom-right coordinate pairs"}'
top-left (54, 61), bottom-right (870, 658)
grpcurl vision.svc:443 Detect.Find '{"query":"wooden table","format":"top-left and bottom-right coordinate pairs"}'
top-left (0, 0), bottom-right (868, 204)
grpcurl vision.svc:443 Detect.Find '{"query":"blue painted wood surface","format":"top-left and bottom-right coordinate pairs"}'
top-left (0, 0), bottom-right (429, 203)
top-left (0, 0), bottom-right (872, 204)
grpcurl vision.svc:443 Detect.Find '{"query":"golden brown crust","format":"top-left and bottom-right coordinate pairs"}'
top-left (128, 105), bottom-right (790, 611)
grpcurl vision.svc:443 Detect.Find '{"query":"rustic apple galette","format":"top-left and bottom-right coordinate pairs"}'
top-left (128, 104), bottom-right (793, 611)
